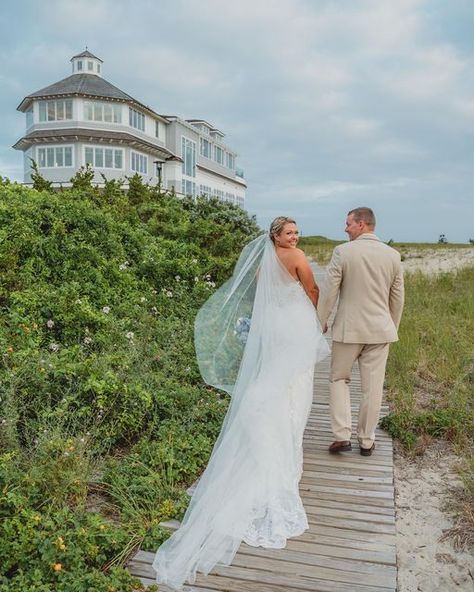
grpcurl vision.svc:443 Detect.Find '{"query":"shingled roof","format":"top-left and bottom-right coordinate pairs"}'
top-left (17, 74), bottom-right (166, 122)
top-left (71, 50), bottom-right (103, 62)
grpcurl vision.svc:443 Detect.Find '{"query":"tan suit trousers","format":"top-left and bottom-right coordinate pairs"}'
top-left (330, 342), bottom-right (390, 449)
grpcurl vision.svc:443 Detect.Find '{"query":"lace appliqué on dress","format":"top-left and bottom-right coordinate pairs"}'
top-left (242, 369), bottom-right (313, 548)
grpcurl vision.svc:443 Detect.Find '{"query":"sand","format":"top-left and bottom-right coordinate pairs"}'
top-left (394, 442), bottom-right (474, 591)
top-left (396, 248), bottom-right (474, 590)
top-left (401, 247), bottom-right (474, 274)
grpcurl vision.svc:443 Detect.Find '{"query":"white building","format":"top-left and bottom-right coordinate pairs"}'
top-left (14, 50), bottom-right (246, 207)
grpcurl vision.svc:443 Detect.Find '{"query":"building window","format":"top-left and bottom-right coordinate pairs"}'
top-left (182, 179), bottom-right (196, 197)
top-left (84, 101), bottom-right (122, 123)
top-left (38, 146), bottom-right (73, 168)
top-left (26, 108), bottom-right (33, 129)
top-left (77, 61), bottom-right (83, 71)
top-left (155, 121), bottom-right (160, 138)
top-left (39, 100), bottom-right (73, 122)
top-left (235, 196), bottom-right (244, 208)
top-left (225, 192), bottom-right (235, 203)
top-left (214, 145), bottom-right (224, 165)
top-left (88, 61), bottom-right (93, 71)
top-left (129, 108), bottom-right (145, 131)
top-left (181, 137), bottom-right (196, 177)
top-left (200, 138), bottom-right (211, 158)
top-left (97, 64), bottom-right (101, 74)
top-left (213, 189), bottom-right (224, 200)
top-left (199, 184), bottom-right (212, 197)
top-left (84, 146), bottom-right (123, 169)
top-left (226, 152), bottom-right (235, 170)
top-left (131, 151), bottom-right (148, 174)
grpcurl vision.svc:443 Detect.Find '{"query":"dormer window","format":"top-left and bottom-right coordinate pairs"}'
top-left (77, 61), bottom-right (83, 71)
top-left (97, 64), bottom-right (101, 74)
top-left (129, 107), bottom-right (145, 131)
top-left (88, 61), bottom-right (93, 71)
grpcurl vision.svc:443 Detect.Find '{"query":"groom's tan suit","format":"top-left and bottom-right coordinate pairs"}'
top-left (318, 233), bottom-right (404, 449)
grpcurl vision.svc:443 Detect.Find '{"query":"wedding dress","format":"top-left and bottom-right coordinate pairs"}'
top-left (153, 233), bottom-right (329, 590)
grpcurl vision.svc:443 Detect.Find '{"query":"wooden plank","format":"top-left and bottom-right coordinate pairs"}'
top-left (303, 503), bottom-right (395, 524)
top-left (302, 497), bottom-right (395, 517)
top-left (129, 560), bottom-right (395, 592)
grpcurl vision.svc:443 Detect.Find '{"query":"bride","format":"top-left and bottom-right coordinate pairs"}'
top-left (153, 216), bottom-right (329, 590)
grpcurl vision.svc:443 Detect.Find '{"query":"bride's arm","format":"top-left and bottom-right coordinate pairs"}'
top-left (294, 250), bottom-right (320, 307)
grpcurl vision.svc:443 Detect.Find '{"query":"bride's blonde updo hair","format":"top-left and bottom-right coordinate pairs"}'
top-left (269, 216), bottom-right (296, 243)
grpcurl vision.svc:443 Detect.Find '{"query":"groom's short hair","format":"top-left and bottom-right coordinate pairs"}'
top-left (348, 207), bottom-right (376, 228)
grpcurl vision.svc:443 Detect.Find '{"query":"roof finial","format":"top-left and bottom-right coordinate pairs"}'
top-left (85, 45), bottom-right (88, 51)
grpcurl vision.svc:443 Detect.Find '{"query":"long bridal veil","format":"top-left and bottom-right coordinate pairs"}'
top-left (153, 233), bottom-right (329, 590)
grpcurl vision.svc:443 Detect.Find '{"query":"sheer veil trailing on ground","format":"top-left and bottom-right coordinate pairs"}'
top-left (153, 233), bottom-right (329, 590)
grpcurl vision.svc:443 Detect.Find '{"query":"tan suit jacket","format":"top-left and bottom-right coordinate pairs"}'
top-left (318, 233), bottom-right (404, 344)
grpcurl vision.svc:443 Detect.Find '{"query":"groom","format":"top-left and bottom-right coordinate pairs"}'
top-left (318, 207), bottom-right (404, 456)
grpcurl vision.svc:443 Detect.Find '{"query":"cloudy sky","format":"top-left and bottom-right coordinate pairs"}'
top-left (1, 0), bottom-right (474, 242)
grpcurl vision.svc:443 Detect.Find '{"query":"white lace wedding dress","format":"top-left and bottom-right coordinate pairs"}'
top-left (153, 234), bottom-right (329, 590)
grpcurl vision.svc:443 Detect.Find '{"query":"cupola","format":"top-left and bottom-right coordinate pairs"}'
top-left (70, 49), bottom-right (103, 76)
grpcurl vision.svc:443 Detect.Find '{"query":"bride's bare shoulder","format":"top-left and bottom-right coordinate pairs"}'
top-left (291, 248), bottom-right (307, 260)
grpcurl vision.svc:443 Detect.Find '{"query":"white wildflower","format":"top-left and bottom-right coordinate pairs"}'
top-left (102, 306), bottom-right (111, 314)
top-left (46, 319), bottom-right (55, 329)
top-left (192, 258), bottom-right (197, 264)
top-left (166, 291), bottom-right (173, 298)
top-left (126, 331), bottom-right (134, 340)
top-left (119, 261), bottom-right (129, 271)
top-left (175, 275), bottom-right (181, 282)
top-left (151, 306), bottom-right (158, 315)
top-left (83, 336), bottom-right (92, 345)
top-left (140, 297), bottom-right (147, 303)
top-left (49, 343), bottom-right (60, 352)
top-left (194, 276), bottom-right (199, 283)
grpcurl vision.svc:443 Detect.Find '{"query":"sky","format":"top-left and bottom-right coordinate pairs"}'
top-left (1, 0), bottom-right (474, 242)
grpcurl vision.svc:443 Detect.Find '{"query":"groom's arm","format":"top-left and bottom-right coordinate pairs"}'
top-left (389, 258), bottom-right (404, 330)
top-left (317, 247), bottom-right (343, 329)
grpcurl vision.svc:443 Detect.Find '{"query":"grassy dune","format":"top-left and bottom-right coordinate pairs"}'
top-left (299, 236), bottom-right (341, 265)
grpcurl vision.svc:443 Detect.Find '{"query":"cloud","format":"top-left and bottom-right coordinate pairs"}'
top-left (1, 0), bottom-right (473, 241)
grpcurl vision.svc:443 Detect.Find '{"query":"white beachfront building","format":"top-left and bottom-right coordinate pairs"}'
top-left (13, 50), bottom-right (246, 207)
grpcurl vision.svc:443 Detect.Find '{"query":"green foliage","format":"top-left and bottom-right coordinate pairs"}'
top-left (69, 164), bottom-right (96, 191)
top-left (384, 268), bottom-right (474, 452)
top-left (0, 450), bottom-right (141, 591)
top-left (0, 179), bottom-right (259, 588)
top-left (298, 236), bottom-right (341, 265)
top-left (29, 159), bottom-right (52, 192)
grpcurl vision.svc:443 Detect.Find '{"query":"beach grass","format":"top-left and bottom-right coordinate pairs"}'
top-left (381, 266), bottom-right (474, 547)
top-left (382, 267), bottom-right (474, 451)
top-left (299, 236), bottom-right (342, 265)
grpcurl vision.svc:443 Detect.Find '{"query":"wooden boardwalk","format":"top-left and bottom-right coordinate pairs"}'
top-left (128, 265), bottom-right (397, 591)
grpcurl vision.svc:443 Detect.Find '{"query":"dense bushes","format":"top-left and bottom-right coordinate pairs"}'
top-left (0, 176), bottom-right (260, 590)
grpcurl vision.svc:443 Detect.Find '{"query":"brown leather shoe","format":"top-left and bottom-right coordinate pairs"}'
top-left (360, 443), bottom-right (375, 456)
top-left (329, 440), bottom-right (352, 453)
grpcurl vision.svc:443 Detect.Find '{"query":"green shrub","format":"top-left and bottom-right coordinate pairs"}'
top-left (0, 179), bottom-right (259, 588)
